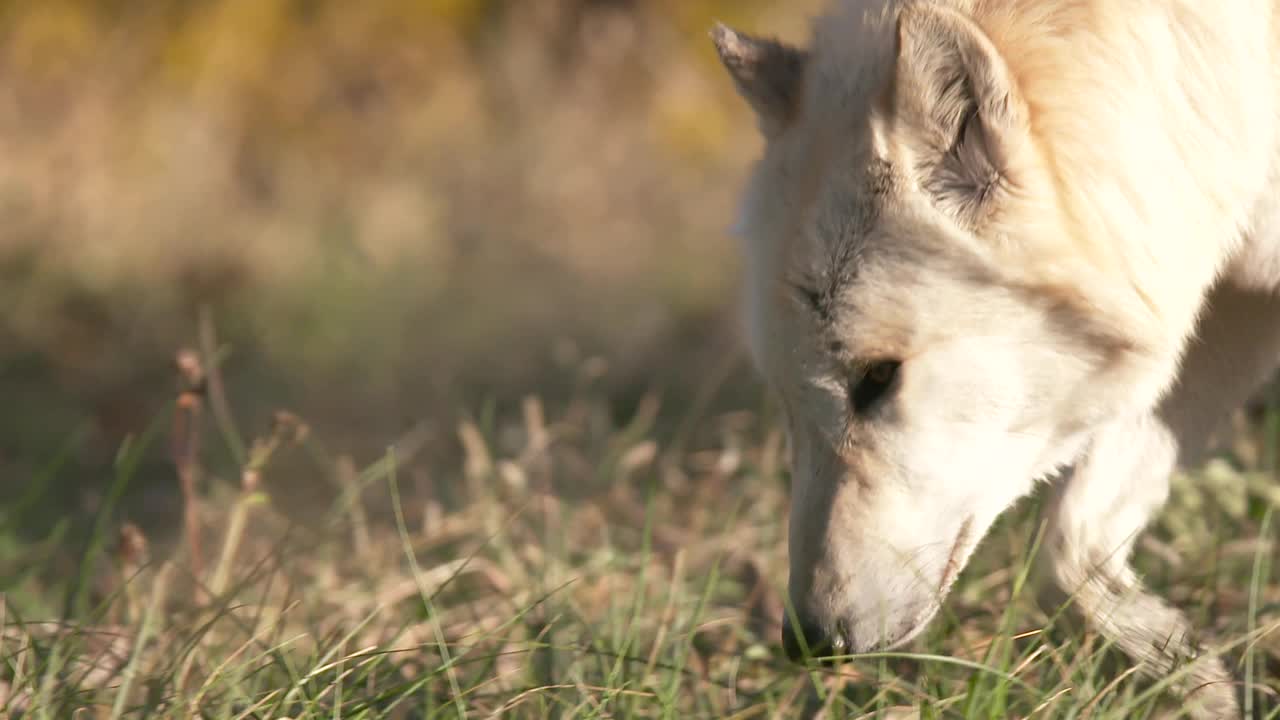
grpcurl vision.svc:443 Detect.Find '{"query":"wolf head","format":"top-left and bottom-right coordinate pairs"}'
top-left (713, 3), bottom-right (1175, 659)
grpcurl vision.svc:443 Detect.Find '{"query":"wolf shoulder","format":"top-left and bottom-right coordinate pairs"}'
top-left (971, 0), bottom-right (1280, 291)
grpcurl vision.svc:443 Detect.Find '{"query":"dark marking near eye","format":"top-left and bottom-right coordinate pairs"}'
top-left (849, 360), bottom-right (901, 415)
top-left (801, 287), bottom-right (825, 314)
top-left (788, 278), bottom-right (833, 324)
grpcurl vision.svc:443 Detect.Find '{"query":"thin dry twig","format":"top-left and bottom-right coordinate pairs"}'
top-left (172, 348), bottom-right (207, 604)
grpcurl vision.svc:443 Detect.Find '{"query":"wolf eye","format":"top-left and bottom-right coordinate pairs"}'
top-left (849, 360), bottom-right (901, 415)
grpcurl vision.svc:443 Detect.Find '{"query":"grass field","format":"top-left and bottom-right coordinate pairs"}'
top-left (2, 343), bottom-right (1278, 719)
top-left (1, 2), bottom-right (1279, 717)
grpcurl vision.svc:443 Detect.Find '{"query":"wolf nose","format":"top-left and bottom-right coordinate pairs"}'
top-left (781, 615), bottom-right (849, 664)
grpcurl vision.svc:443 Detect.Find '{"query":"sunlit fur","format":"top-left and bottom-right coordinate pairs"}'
top-left (715, 1), bottom-right (1280, 716)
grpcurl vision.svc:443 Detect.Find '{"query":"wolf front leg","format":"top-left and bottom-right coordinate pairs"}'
top-left (1041, 415), bottom-right (1238, 718)
top-left (1042, 283), bottom-right (1280, 719)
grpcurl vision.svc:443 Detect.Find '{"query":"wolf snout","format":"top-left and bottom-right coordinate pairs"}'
top-left (780, 614), bottom-right (851, 664)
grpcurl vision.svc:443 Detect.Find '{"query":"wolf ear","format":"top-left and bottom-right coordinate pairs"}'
top-left (712, 22), bottom-right (808, 137)
top-left (893, 4), bottom-right (1028, 221)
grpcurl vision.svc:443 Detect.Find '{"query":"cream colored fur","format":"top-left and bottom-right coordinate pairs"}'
top-left (713, 1), bottom-right (1280, 717)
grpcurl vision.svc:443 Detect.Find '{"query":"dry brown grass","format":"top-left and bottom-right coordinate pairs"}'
top-left (1, 338), bottom-right (1278, 718)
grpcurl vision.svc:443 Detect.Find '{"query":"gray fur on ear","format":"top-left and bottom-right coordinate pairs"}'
top-left (893, 4), bottom-right (1028, 223)
top-left (711, 22), bottom-right (808, 137)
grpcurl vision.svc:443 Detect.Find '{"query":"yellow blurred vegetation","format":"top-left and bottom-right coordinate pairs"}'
top-left (0, 0), bottom-right (823, 467)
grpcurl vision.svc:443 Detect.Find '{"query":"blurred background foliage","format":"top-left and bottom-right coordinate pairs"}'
top-left (0, 0), bottom-right (823, 536)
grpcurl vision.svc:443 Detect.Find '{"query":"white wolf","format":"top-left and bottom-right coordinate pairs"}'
top-left (713, 1), bottom-right (1280, 716)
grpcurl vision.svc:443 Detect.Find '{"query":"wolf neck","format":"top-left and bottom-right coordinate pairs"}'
top-left (972, 0), bottom-right (1278, 355)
